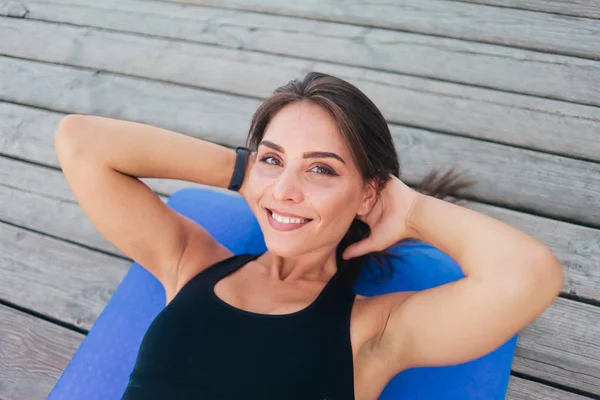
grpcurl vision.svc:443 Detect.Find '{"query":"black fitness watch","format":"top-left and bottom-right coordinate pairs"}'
top-left (228, 146), bottom-right (251, 192)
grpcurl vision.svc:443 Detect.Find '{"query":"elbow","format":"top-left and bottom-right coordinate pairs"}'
top-left (55, 114), bottom-right (89, 138)
top-left (54, 114), bottom-right (91, 160)
top-left (533, 247), bottom-right (564, 298)
top-left (494, 246), bottom-right (563, 310)
top-left (514, 247), bottom-right (564, 307)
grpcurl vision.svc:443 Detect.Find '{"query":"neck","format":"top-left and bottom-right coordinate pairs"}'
top-left (256, 248), bottom-right (339, 284)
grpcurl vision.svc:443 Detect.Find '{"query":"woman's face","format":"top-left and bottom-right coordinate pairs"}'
top-left (244, 101), bottom-right (375, 257)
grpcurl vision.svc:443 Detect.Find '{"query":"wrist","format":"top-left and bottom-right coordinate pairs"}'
top-left (227, 147), bottom-right (250, 192)
top-left (238, 150), bottom-right (255, 197)
top-left (220, 148), bottom-right (237, 188)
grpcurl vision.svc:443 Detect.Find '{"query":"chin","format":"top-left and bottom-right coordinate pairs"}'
top-left (263, 240), bottom-right (305, 258)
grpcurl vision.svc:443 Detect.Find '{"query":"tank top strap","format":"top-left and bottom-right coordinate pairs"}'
top-left (202, 253), bottom-right (261, 284)
top-left (219, 253), bottom-right (263, 276)
top-left (175, 253), bottom-right (261, 298)
top-left (312, 258), bottom-right (361, 315)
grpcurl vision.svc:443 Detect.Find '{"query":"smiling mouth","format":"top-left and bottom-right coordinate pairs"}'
top-left (265, 208), bottom-right (313, 231)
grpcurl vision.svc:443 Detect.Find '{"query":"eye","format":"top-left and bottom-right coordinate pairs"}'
top-left (259, 155), bottom-right (281, 166)
top-left (259, 155), bottom-right (337, 176)
top-left (311, 164), bottom-right (337, 176)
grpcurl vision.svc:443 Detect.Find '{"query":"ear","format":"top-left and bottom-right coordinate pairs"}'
top-left (356, 180), bottom-right (378, 218)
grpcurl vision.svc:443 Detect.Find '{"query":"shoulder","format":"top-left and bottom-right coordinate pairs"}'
top-left (167, 228), bottom-right (233, 304)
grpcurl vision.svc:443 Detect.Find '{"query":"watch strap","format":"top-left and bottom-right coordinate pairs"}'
top-left (227, 146), bottom-right (250, 192)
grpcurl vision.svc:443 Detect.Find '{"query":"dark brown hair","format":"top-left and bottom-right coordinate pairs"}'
top-left (245, 72), bottom-right (475, 282)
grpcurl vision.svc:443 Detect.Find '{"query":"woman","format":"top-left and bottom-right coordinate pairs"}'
top-left (54, 72), bottom-right (563, 399)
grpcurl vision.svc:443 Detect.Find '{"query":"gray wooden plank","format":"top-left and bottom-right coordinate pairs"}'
top-left (507, 376), bottom-right (592, 400)
top-left (389, 124), bottom-right (600, 228)
top-left (160, 0), bottom-right (600, 59)
top-left (513, 298), bottom-right (600, 395)
top-left (0, 58), bottom-right (256, 146)
top-left (0, 0), bottom-right (27, 17)
top-left (3, 153), bottom-right (599, 302)
top-left (1, 58), bottom-right (599, 227)
top-left (2, 22), bottom-right (599, 163)
top-left (0, 218), bottom-right (129, 330)
top-left (14, 0), bottom-right (600, 106)
top-left (465, 202), bottom-right (600, 302)
top-left (454, 0), bottom-right (600, 19)
top-left (0, 304), bottom-right (84, 400)
top-left (333, 67), bottom-right (600, 165)
top-left (0, 103), bottom-right (206, 196)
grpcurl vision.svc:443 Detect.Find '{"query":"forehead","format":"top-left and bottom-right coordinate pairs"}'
top-left (262, 101), bottom-right (348, 155)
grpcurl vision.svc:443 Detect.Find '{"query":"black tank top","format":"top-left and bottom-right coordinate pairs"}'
top-left (121, 252), bottom-right (361, 400)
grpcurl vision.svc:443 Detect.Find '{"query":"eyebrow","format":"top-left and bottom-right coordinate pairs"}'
top-left (259, 140), bottom-right (346, 165)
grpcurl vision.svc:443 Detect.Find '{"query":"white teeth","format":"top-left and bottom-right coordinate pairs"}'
top-left (271, 211), bottom-right (309, 224)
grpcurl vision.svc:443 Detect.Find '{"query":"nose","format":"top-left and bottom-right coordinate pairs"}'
top-left (272, 167), bottom-right (304, 203)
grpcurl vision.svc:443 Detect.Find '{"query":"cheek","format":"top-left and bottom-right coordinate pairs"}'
top-left (248, 166), bottom-right (274, 189)
top-left (311, 186), bottom-right (359, 225)
top-left (244, 169), bottom-right (270, 208)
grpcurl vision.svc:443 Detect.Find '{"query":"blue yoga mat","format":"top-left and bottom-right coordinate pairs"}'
top-left (48, 187), bottom-right (516, 399)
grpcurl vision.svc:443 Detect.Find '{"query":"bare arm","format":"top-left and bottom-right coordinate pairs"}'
top-left (374, 191), bottom-right (563, 372)
top-left (54, 114), bottom-right (237, 303)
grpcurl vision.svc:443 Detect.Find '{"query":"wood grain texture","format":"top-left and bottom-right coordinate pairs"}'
top-left (160, 0), bottom-right (600, 59)
top-left (0, 0), bottom-right (27, 17)
top-left (388, 124), bottom-right (600, 228)
top-left (513, 297), bottom-right (600, 395)
top-left (0, 304), bottom-right (84, 400)
top-left (0, 57), bottom-right (256, 145)
top-left (465, 202), bottom-right (600, 302)
top-left (507, 376), bottom-right (592, 400)
top-left (0, 218), bottom-right (130, 330)
top-left (13, 0), bottom-right (600, 106)
top-left (453, 0), bottom-right (600, 19)
top-left (1, 21), bottom-right (599, 162)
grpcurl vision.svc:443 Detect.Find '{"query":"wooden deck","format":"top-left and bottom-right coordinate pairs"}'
top-left (1, 0), bottom-right (599, 398)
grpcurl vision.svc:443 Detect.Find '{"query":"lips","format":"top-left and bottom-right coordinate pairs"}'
top-left (266, 207), bottom-right (311, 220)
top-left (265, 208), bottom-right (313, 232)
